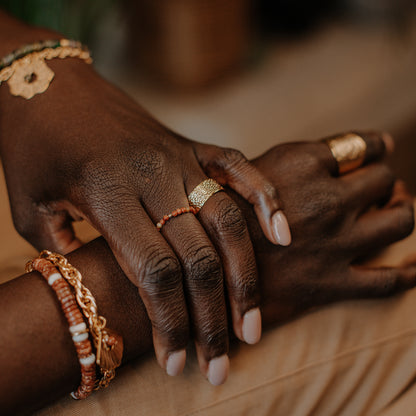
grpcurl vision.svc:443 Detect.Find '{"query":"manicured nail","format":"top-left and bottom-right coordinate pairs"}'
top-left (382, 132), bottom-right (395, 154)
top-left (166, 349), bottom-right (186, 376)
top-left (207, 355), bottom-right (229, 386)
top-left (271, 211), bottom-right (291, 246)
top-left (242, 308), bottom-right (262, 344)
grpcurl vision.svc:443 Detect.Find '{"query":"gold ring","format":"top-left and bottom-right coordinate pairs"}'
top-left (325, 133), bottom-right (367, 174)
top-left (187, 179), bottom-right (224, 211)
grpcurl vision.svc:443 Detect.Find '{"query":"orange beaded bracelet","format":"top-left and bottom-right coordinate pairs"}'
top-left (26, 258), bottom-right (96, 399)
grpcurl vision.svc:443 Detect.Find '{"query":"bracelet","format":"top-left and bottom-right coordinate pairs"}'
top-left (0, 39), bottom-right (92, 99)
top-left (33, 250), bottom-right (124, 390)
top-left (26, 257), bottom-right (96, 399)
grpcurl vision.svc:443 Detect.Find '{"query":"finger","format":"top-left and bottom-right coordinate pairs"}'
top-left (11, 200), bottom-right (82, 254)
top-left (148, 186), bottom-right (230, 385)
top-left (340, 163), bottom-right (395, 210)
top-left (186, 174), bottom-right (262, 347)
top-left (321, 131), bottom-right (391, 177)
top-left (347, 181), bottom-right (414, 253)
top-left (344, 264), bottom-right (416, 299)
top-left (194, 144), bottom-right (291, 246)
top-left (85, 195), bottom-right (189, 377)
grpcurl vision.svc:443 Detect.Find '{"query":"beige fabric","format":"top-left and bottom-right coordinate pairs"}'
top-left (2, 165), bottom-right (416, 415)
top-left (32, 289), bottom-right (416, 416)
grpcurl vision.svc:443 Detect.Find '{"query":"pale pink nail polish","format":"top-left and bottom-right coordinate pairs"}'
top-left (207, 355), bottom-right (229, 386)
top-left (271, 211), bottom-right (291, 246)
top-left (242, 308), bottom-right (262, 345)
top-left (166, 349), bottom-right (186, 376)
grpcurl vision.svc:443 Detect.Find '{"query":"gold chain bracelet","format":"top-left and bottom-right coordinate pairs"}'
top-left (26, 250), bottom-right (123, 390)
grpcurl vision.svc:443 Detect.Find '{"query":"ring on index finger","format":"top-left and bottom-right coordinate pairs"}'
top-left (325, 133), bottom-right (367, 174)
top-left (188, 179), bottom-right (224, 212)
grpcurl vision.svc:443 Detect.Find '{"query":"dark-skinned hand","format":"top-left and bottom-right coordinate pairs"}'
top-left (241, 133), bottom-right (415, 325)
top-left (0, 54), bottom-right (290, 384)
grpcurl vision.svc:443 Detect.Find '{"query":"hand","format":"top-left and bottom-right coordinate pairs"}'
top-left (0, 57), bottom-right (289, 384)
top-left (241, 132), bottom-right (415, 323)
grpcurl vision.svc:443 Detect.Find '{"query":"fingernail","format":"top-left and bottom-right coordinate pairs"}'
top-left (166, 349), bottom-right (186, 376)
top-left (242, 308), bottom-right (262, 344)
top-left (382, 132), bottom-right (395, 154)
top-left (271, 211), bottom-right (291, 246)
top-left (207, 355), bottom-right (229, 386)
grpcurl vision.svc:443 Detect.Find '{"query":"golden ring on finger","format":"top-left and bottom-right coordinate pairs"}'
top-left (187, 179), bottom-right (224, 211)
top-left (325, 133), bottom-right (367, 174)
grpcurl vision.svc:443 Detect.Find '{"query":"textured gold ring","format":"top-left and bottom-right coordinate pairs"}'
top-left (187, 179), bottom-right (224, 211)
top-left (325, 133), bottom-right (367, 174)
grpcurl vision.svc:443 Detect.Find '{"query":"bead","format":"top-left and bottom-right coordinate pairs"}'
top-left (156, 206), bottom-right (197, 231)
top-left (47, 272), bottom-right (62, 286)
top-left (70, 322), bottom-right (87, 335)
top-left (73, 332), bottom-right (89, 343)
top-left (80, 354), bottom-right (96, 366)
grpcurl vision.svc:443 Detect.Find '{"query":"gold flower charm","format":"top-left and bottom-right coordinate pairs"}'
top-left (7, 55), bottom-right (54, 99)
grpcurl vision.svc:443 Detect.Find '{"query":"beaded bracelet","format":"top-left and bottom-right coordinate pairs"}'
top-left (33, 251), bottom-right (124, 390)
top-left (0, 39), bottom-right (92, 99)
top-left (26, 257), bottom-right (96, 399)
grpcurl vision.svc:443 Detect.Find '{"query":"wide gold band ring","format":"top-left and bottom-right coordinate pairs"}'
top-left (187, 179), bottom-right (224, 211)
top-left (325, 133), bottom-right (367, 174)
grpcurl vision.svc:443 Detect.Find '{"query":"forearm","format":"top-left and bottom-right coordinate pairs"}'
top-left (0, 238), bottom-right (153, 415)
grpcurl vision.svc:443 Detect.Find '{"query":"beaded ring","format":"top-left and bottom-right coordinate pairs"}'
top-left (156, 206), bottom-right (199, 231)
top-left (27, 258), bottom-right (96, 400)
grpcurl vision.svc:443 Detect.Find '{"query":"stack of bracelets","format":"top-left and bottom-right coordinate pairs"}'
top-left (26, 251), bottom-right (123, 400)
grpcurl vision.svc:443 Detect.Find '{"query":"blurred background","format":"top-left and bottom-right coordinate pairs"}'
top-left (1, 0), bottom-right (416, 182)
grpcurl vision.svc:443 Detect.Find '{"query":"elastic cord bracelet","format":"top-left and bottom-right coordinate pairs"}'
top-left (0, 38), bottom-right (92, 99)
top-left (30, 250), bottom-right (124, 391)
top-left (26, 257), bottom-right (96, 399)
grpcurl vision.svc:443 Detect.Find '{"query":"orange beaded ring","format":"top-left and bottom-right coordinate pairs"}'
top-left (156, 206), bottom-right (199, 231)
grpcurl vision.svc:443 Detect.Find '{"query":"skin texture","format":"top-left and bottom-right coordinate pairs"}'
top-left (0, 10), bottom-right (292, 373)
top-left (1, 137), bottom-right (415, 415)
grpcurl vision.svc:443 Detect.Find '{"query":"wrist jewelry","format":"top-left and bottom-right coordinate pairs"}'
top-left (26, 250), bottom-right (123, 397)
top-left (0, 39), bottom-right (92, 99)
top-left (26, 257), bottom-right (96, 399)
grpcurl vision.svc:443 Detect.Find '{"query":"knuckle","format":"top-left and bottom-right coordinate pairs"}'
top-left (76, 159), bottom-right (124, 205)
top-left (214, 198), bottom-right (247, 239)
top-left (207, 147), bottom-right (247, 174)
top-left (131, 145), bottom-right (168, 180)
top-left (140, 248), bottom-right (182, 295)
top-left (220, 148), bottom-right (247, 168)
top-left (139, 248), bottom-right (189, 347)
top-left (185, 245), bottom-right (222, 285)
